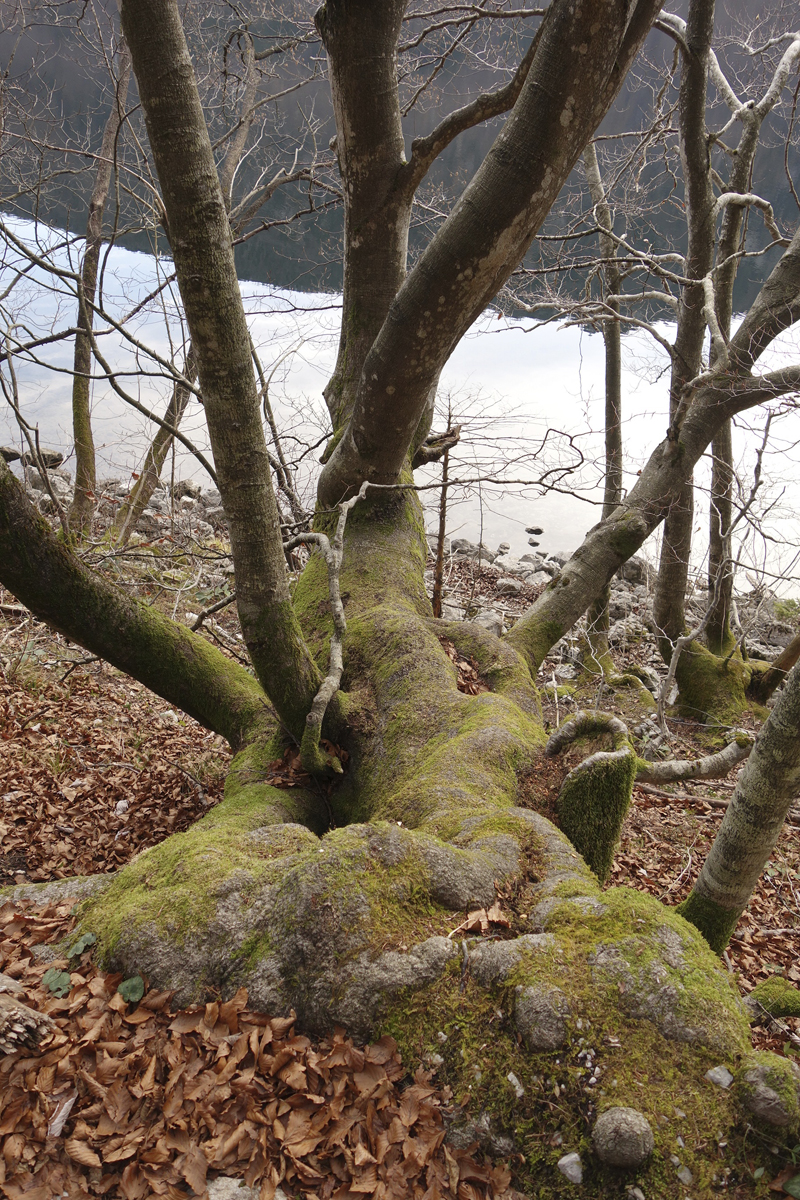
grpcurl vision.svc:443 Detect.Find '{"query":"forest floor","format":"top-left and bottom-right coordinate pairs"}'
top-left (1, 550), bottom-right (800, 1200)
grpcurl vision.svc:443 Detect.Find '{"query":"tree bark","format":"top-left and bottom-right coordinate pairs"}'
top-left (315, 0), bottom-right (412, 432)
top-left (706, 418), bottom-right (734, 653)
top-left (653, 0), bottom-right (717, 658)
top-left (679, 659), bottom-right (800, 951)
top-left (70, 42), bottom-right (132, 539)
top-left (120, 0), bottom-right (322, 742)
top-left (0, 457), bottom-right (268, 748)
top-left (317, 0), bottom-right (664, 505)
top-left (582, 143), bottom-right (622, 672)
top-left (113, 348), bottom-right (197, 545)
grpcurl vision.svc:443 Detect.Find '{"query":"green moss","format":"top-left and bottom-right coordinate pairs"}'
top-left (738, 1051), bottom-right (800, 1132)
top-left (78, 787), bottom-right (323, 959)
top-left (553, 722), bottom-right (637, 884)
top-left (748, 977), bottom-right (800, 1019)
top-left (507, 617), bottom-right (565, 676)
top-left (382, 886), bottom-right (752, 1198)
top-left (676, 889), bottom-right (739, 954)
top-left (675, 642), bottom-right (751, 725)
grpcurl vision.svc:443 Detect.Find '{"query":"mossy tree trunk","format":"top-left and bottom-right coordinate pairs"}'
top-left (680, 659), bottom-right (800, 952)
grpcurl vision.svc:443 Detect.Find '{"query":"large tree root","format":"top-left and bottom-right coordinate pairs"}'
top-left (7, 754), bottom-right (800, 1188)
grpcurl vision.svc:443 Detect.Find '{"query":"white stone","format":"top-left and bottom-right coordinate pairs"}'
top-left (705, 1065), bottom-right (734, 1088)
top-left (557, 1152), bottom-right (583, 1184)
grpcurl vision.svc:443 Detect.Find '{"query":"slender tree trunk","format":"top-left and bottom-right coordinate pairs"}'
top-left (120, 0), bottom-right (321, 741)
top-left (706, 419), bottom-right (735, 653)
top-left (704, 106), bottom-right (763, 657)
top-left (583, 143), bottom-right (622, 672)
top-left (70, 42), bottom-right (132, 539)
top-left (113, 348), bottom-right (197, 545)
top-left (679, 659), bottom-right (800, 951)
top-left (431, 449), bottom-right (449, 620)
top-left (653, 0), bottom-right (717, 660)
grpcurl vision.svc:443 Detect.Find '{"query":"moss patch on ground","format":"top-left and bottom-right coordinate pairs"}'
top-left (383, 883), bottom-right (774, 1198)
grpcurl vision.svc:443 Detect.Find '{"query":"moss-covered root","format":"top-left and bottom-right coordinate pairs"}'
top-left (545, 711), bottom-right (637, 883)
top-left (675, 640), bottom-right (752, 725)
top-left (675, 890), bottom-right (738, 955)
top-left (746, 977), bottom-right (800, 1020)
top-left (386, 883), bottom-right (765, 1198)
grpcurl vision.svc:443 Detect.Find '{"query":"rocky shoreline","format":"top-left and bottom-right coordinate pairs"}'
top-left (15, 463), bottom-right (798, 708)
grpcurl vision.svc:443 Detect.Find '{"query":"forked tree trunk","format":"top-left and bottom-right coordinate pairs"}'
top-left (70, 42), bottom-right (133, 539)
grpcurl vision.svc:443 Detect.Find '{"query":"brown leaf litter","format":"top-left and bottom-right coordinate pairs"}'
top-left (0, 902), bottom-right (513, 1200)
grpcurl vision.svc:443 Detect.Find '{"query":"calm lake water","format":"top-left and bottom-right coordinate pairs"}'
top-left (2, 218), bottom-right (799, 590)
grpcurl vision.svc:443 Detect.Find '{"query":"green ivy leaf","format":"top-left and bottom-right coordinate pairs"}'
top-left (784, 1175), bottom-right (800, 1199)
top-left (42, 968), bottom-right (72, 997)
top-left (117, 975), bottom-right (145, 1004)
top-left (67, 932), bottom-right (97, 959)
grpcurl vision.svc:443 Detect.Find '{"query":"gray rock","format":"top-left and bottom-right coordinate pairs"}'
top-left (173, 479), bottom-right (202, 500)
top-left (557, 1152), bottom-right (583, 1184)
top-left (207, 1181), bottom-right (286, 1200)
top-left (705, 1065), bottom-right (734, 1088)
top-left (608, 589), bottom-right (636, 620)
top-left (676, 1165), bottom-right (693, 1185)
top-left (450, 538), bottom-right (495, 563)
top-left (592, 1107), bottom-right (654, 1167)
top-left (524, 570), bottom-right (552, 588)
top-left (27, 468), bottom-right (72, 504)
top-left (445, 1109), bottom-right (515, 1157)
top-left (768, 621), bottom-right (795, 648)
top-left (442, 602), bottom-right (465, 622)
top-left (514, 983), bottom-right (570, 1050)
top-left (548, 550), bottom-right (570, 567)
top-left (473, 609), bottom-right (505, 636)
top-left (496, 576), bottom-right (524, 596)
top-left (469, 934), bottom-right (554, 986)
top-left (617, 555), bottom-right (648, 585)
top-left (740, 1060), bottom-right (800, 1127)
top-left (135, 510), bottom-right (168, 537)
top-left (4, 447), bottom-right (64, 468)
top-left (187, 519), bottom-right (216, 543)
top-left (205, 505), bottom-right (228, 528)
